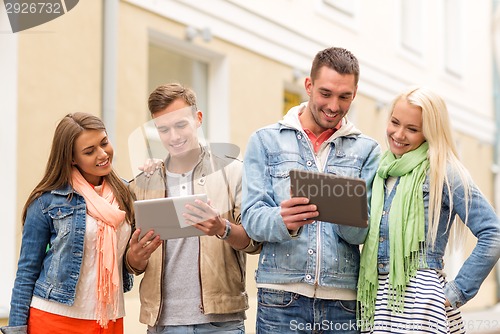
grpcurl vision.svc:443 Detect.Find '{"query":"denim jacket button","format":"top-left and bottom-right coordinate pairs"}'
top-left (305, 274), bottom-right (312, 280)
top-left (306, 161), bottom-right (313, 167)
top-left (307, 249), bottom-right (314, 255)
top-left (379, 237), bottom-right (384, 242)
top-left (378, 263), bottom-right (384, 268)
top-left (297, 134), bottom-right (302, 140)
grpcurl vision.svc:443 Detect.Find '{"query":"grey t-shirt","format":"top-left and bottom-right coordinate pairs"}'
top-left (158, 169), bottom-right (244, 326)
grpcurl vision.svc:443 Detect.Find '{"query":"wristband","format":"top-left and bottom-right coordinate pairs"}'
top-left (216, 219), bottom-right (231, 240)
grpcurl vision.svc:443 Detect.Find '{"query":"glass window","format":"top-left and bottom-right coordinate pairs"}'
top-left (284, 90), bottom-right (302, 115)
top-left (148, 43), bottom-right (209, 136)
top-left (400, 0), bottom-right (423, 57)
top-left (315, 0), bottom-right (360, 30)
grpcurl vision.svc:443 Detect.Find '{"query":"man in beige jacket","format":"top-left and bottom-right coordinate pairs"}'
top-left (126, 83), bottom-right (260, 333)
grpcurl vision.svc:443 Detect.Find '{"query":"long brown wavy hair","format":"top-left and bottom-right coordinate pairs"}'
top-left (22, 112), bottom-right (134, 225)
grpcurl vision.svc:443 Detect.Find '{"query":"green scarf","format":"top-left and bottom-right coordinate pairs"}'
top-left (358, 142), bottom-right (429, 329)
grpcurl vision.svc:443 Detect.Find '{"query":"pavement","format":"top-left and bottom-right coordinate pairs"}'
top-left (461, 304), bottom-right (500, 333)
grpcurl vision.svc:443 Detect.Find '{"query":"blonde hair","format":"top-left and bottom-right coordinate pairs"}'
top-left (389, 86), bottom-right (472, 247)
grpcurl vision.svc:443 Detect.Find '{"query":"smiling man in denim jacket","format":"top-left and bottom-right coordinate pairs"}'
top-left (242, 47), bottom-right (380, 334)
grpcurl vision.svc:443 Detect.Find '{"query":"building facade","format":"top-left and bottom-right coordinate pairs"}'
top-left (1, 0), bottom-right (499, 332)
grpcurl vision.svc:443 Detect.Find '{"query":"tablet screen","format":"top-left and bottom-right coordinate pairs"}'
top-left (289, 169), bottom-right (368, 227)
top-left (134, 194), bottom-right (209, 240)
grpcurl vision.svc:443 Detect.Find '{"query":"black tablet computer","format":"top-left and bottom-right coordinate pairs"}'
top-left (289, 169), bottom-right (368, 227)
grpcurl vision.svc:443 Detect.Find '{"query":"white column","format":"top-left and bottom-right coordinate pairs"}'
top-left (0, 8), bottom-right (18, 318)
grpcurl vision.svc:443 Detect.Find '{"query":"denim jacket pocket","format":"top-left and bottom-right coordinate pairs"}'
top-left (46, 205), bottom-right (75, 282)
top-left (47, 205), bottom-right (74, 237)
top-left (322, 234), bottom-right (359, 276)
top-left (269, 153), bottom-right (305, 202)
top-left (268, 152), bottom-right (305, 178)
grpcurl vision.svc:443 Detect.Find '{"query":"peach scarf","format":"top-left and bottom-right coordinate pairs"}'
top-left (71, 168), bottom-right (126, 328)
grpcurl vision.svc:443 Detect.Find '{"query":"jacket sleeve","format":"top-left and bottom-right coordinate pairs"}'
top-left (122, 258), bottom-right (135, 291)
top-left (242, 131), bottom-right (294, 243)
top-left (6, 198), bottom-right (51, 329)
top-left (443, 172), bottom-right (500, 309)
top-left (0, 326), bottom-right (27, 334)
top-left (222, 156), bottom-right (262, 254)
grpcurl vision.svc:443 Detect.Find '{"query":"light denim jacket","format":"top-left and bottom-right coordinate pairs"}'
top-left (1, 184), bottom-right (133, 334)
top-left (242, 105), bottom-right (381, 290)
top-left (376, 169), bottom-right (500, 309)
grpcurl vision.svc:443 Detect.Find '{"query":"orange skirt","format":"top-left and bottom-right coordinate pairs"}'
top-left (28, 307), bottom-right (123, 334)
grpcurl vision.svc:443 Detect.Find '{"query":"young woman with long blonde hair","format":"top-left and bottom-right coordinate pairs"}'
top-left (358, 87), bottom-right (500, 333)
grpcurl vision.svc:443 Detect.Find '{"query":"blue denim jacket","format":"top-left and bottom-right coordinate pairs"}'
top-left (242, 109), bottom-right (380, 290)
top-left (2, 184), bottom-right (133, 333)
top-left (377, 170), bottom-right (500, 309)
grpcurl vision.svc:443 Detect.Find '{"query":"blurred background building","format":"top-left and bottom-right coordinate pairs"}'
top-left (1, 0), bottom-right (500, 333)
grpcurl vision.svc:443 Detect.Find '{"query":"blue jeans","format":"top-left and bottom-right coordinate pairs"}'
top-left (256, 288), bottom-right (359, 334)
top-left (147, 320), bottom-right (245, 334)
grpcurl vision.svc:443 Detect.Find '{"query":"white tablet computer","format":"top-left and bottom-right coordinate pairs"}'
top-left (289, 169), bottom-right (368, 227)
top-left (134, 194), bottom-right (208, 240)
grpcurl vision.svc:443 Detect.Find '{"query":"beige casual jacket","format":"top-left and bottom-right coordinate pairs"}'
top-left (127, 147), bottom-right (261, 327)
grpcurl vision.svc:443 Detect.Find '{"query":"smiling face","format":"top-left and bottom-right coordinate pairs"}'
top-left (153, 98), bottom-right (202, 160)
top-left (387, 98), bottom-right (426, 156)
top-left (72, 129), bottom-right (113, 186)
top-left (302, 66), bottom-right (357, 136)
